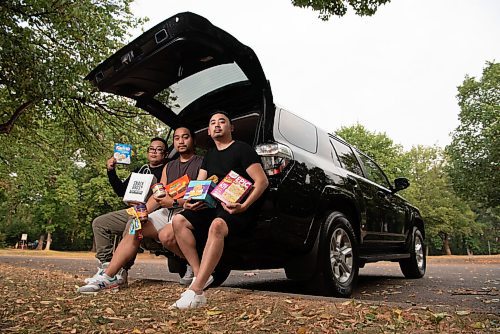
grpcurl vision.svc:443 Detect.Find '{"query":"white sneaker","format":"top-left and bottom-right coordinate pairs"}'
top-left (171, 290), bottom-right (207, 309)
top-left (179, 265), bottom-right (194, 286)
top-left (189, 275), bottom-right (214, 290)
top-left (116, 268), bottom-right (128, 288)
top-left (77, 272), bottom-right (120, 294)
top-left (84, 262), bottom-right (110, 284)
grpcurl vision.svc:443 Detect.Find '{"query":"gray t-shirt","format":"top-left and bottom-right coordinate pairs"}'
top-left (165, 155), bottom-right (203, 182)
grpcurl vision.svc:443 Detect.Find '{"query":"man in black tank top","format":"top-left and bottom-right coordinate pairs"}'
top-left (171, 112), bottom-right (269, 309)
top-left (78, 127), bottom-right (203, 294)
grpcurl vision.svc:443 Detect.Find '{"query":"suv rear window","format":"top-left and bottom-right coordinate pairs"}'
top-left (278, 110), bottom-right (317, 153)
top-left (155, 62), bottom-right (248, 114)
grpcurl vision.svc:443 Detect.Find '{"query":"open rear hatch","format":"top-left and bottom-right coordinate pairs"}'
top-left (86, 12), bottom-right (274, 142)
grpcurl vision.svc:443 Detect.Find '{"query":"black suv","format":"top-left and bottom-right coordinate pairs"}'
top-left (86, 12), bottom-right (426, 297)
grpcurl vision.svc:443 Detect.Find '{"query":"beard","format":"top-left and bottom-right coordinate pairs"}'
top-left (211, 131), bottom-right (224, 138)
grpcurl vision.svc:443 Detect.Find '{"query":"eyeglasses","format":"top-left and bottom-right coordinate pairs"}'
top-left (148, 147), bottom-right (165, 153)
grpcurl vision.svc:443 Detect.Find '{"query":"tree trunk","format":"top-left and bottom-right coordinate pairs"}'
top-left (442, 234), bottom-right (452, 255)
top-left (466, 246), bottom-right (473, 256)
top-left (36, 235), bottom-right (45, 250)
top-left (45, 231), bottom-right (52, 250)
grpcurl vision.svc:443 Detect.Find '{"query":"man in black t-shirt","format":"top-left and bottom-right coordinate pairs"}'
top-left (171, 112), bottom-right (269, 309)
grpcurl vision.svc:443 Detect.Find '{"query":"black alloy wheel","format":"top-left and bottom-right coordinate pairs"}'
top-left (399, 227), bottom-right (426, 278)
top-left (319, 211), bottom-right (359, 297)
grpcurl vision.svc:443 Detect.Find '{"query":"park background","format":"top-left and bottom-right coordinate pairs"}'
top-left (0, 0), bottom-right (498, 256)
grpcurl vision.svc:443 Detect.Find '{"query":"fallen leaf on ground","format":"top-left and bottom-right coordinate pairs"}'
top-left (456, 310), bottom-right (471, 316)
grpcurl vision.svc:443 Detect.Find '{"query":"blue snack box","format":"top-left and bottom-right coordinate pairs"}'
top-left (114, 143), bottom-right (132, 165)
top-left (183, 180), bottom-right (217, 208)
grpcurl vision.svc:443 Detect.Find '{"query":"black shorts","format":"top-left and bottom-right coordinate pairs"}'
top-left (179, 206), bottom-right (255, 245)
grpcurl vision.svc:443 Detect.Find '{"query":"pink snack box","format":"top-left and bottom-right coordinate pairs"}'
top-left (211, 170), bottom-right (253, 205)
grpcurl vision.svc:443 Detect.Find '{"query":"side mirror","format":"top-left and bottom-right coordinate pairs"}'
top-left (393, 177), bottom-right (410, 193)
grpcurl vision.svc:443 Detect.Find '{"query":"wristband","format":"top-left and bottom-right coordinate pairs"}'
top-left (172, 199), bottom-right (179, 208)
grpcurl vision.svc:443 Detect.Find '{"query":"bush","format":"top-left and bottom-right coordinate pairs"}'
top-left (0, 232), bottom-right (6, 248)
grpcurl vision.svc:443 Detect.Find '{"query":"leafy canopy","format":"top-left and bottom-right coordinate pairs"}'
top-left (292, 0), bottom-right (391, 20)
top-left (0, 1), bottom-right (172, 249)
top-left (0, 0), bottom-right (146, 136)
top-left (446, 62), bottom-right (500, 207)
top-left (402, 146), bottom-right (477, 253)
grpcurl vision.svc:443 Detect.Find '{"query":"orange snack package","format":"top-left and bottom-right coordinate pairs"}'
top-left (165, 174), bottom-right (190, 199)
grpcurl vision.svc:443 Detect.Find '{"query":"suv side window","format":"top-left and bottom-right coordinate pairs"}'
top-left (358, 153), bottom-right (391, 189)
top-left (330, 146), bottom-right (341, 167)
top-left (278, 110), bottom-right (318, 153)
top-left (330, 138), bottom-right (363, 176)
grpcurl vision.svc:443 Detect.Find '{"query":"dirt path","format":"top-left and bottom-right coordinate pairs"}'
top-left (2, 250), bottom-right (498, 313)
top-left (0, 250), bottom-right (499, 333)
top-left (0, 262), bottom-right (498, 333)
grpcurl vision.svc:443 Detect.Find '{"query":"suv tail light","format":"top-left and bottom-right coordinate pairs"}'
top-left (255, 142), bottom-right (293, 176)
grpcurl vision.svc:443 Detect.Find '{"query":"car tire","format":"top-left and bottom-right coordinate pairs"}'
top-left (210, 267), bottom-right (231, 287)
top-left (177, 262), bottom-right (188, 280)
top-left (167, 256), bottom-right (187, 277)
top-left (399, 227), bottom-right (426, 278)
top-left (317, 211), bottom-right (359, 297)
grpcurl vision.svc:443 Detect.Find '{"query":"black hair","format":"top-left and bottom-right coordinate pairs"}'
top-left (209, 110), bottom-right (232, 124)
top-left (173, 125), bottom-right (196, 140)
top-left (150, 137), bottom-right (168, 148)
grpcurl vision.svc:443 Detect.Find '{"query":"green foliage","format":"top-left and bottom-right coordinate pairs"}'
top-left (401, 146), bottom-right (479, 254)
top-left (445, 61), bottom-right (499, 254)
top-left (446, 62), bottom-right (500, 207)
top-left (0, 232), bottom-right (5, 248)
top-left (0, 116), bottom-right (167, 249)
top-left (291, 0), bottom-right (391, 20)
top-left (0, 2), bottom-right (494, 255)
top-left (0, 1), bottom-right (169, 250)
top-left (0, 0), bottom-right (148, 144)
top-left (1, 204), bottom-right (43, 246)
top-left (469, 205), bottom-right (499, 255)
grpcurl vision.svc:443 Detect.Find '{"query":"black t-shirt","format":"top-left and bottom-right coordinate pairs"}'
top-left (201, 141), bottom-right (261, 183)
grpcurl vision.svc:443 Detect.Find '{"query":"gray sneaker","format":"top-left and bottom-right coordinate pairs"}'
top-left (179, 265), bottom-right (194, 286)
top-left (77, 272), bottom-right (120, 294)
top-left (84, 261), bottom-right (109, 284)
top-left (116, 268), bottom-right (128, 288)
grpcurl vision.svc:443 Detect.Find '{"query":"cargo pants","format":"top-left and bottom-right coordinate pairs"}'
top-left (92, 209), bottom-right (135, 270)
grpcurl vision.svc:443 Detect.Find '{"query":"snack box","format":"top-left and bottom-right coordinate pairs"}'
top-left (211, 170), bottom-right (253, 205)
top-left (114, 143), bottom-right (132, 165)
top-left (183, 180), bottom-right (217, 208)
top-left (165, 174), bottom-right (190, 199)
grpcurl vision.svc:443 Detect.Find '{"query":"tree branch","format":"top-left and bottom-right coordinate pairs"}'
top-left (0, 100), bottom-right (36, 134)
top-left (1, 1), bottom-right (65, 20)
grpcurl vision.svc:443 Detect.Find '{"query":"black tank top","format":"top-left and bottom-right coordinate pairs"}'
top-left (166, 155), bottom-right (203, 182)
